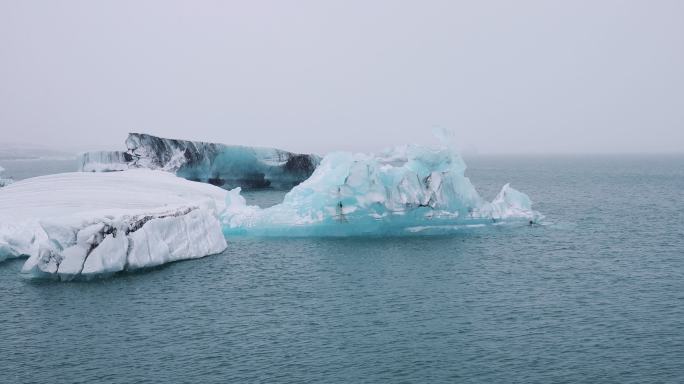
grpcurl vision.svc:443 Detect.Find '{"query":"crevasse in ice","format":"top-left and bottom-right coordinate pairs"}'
top-left (221, 131), bottom-right (540, 236)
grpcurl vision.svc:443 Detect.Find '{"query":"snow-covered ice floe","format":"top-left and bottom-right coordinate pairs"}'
top-left (221, 131), bottom-right (541, 236)
top-left (0, 170), bottom-right (227, 280)
top-left (79, 133), bottom-right (321, 189)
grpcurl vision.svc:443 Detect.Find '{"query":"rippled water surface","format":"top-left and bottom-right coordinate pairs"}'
top-left (1, 155), bottom-right (683, 383)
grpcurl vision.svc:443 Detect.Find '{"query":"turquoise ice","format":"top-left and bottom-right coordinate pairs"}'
top-left (222, 131), bottom-right (540, 236)
top-left (78, 133), bottom-right (321, 189)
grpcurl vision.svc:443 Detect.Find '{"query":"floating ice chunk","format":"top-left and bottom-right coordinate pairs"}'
top-left (125, 133), bottom-right (321, 189)
top-left (222, 140), bottom-right (540, 236)
top-left (78, 151), bottom-right (130, 172)
top-left (477, 183), bottom-right (535, 220)
top-left (19, 207), bottom-right (226, 280)
top-left (0, 166), bottom-right (13, 188)
top-left (80, 133), bottom-right (321, 189)
top-left (0, 170), bottom-right (228, 280)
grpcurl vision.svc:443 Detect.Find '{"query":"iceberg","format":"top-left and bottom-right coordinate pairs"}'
top-left (0, 170), bottom-right (227, 280)
top-left (221, 134), bottom-right (540, 236)
top-left (79, 133), bottom-right (321, 189)
top-left (78, 151), bottom-right (131, 172)
top-left (0, 166), bottom-right (13, 188)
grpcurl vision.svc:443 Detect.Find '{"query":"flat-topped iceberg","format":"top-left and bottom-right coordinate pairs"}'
top-left (221, 134), bottom-right (540, 236)
top-left (0, 170), bottom-right (227, 280)
top-left (78, 151), bottom-right (131, 172)
top-left (79, 133), bottom-right (321, 189)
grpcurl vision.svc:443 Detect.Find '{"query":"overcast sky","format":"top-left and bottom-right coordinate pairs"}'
top-left (1, 0), bottom-right (682, 154)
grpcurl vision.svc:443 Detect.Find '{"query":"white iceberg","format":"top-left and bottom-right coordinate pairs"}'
top-left (0, 165), bottom-right (13, 188)
top-left (0, 170), bottom-right (227, 280)
top-left (78, 151), bottom-right (131, 172)
top-left (222, 133), bottom-right (540, 236)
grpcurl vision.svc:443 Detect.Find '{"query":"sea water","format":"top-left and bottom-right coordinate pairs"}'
top-left (1, 155), bottom-right (683, 383)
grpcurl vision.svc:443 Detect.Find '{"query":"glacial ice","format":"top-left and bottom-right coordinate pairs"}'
top-left (221, 136), bottom-right (540, 236)
top-left (0, 166), bottom-right (13, 188)
top-left (78, 151), bottom-right (131, 172)
top-left (1, 131), bottom-right (540, 280)
top-left (79, 133), bottom-right (321, 189)
top-left (0, 170), bottom-right (228, 280)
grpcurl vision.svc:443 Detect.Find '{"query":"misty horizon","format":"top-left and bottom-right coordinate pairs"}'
top-left (1, 129), bottom-right (684, 157)
top-left (1, 1), bottom-right (683, 155)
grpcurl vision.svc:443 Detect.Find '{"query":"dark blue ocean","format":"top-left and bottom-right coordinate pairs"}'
top-left (1, 155), bottom-right (683, 383)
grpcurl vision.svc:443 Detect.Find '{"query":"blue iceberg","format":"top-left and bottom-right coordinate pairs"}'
top-left (221, 131), bottom-right (540, 236)
top-left (79, 133), bottom-right (321, 189)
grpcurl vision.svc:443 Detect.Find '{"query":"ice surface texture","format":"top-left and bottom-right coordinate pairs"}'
top-left (222, 138), bottom-right (540, 236)
top-left (0, 170), bottom-right (227, 280)
top-left (79, 133), bottom-right (320, 189)
top-left (2, 133), bottom-right (540, 280)
top-left (78, 151), bottom-right (131, 172)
